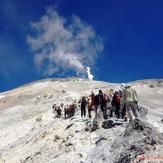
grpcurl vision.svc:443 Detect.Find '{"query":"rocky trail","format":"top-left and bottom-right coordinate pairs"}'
top-left (0, 78), bottom-right (163, 163)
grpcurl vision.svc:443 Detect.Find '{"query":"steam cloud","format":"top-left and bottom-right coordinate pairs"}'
top-left (86, 67), bottom-right (94, 80)
top-left (27, 8), bottom-right (103, 78)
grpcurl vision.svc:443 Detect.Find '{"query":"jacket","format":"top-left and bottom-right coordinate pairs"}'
top-left (121, 85), bottom-right (138, 105)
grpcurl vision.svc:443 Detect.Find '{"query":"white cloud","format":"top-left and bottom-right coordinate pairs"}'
top-left (27, 8), bottom-right (103, 77)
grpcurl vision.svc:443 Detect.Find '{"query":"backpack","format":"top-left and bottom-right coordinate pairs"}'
top-left (98, 93), bottom-right (108, 105)
top-left (115, 95), bottom-right (120, 104)
top-left (93, 95), bottom-right (100, 105)
top-left (103, 94), bottom-right (109, 102)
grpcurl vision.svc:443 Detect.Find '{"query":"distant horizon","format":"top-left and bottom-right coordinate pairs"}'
top-left (1, 76), bottom-right (163, 93)
top-left (0, 0), bottom-right (163, 92)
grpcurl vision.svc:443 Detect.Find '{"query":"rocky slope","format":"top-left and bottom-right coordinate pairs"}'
top-left (0, 78), bottom-right (163, 163)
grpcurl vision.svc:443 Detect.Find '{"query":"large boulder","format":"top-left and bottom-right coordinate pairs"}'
top-left (115, 119), bottom-right (163, 163)
top-left (101, 119), bottom-right (123, 129)
top-left (85, 120), bottom-right (99, 132)
top-left (102, 120), bottom-right (114, 129)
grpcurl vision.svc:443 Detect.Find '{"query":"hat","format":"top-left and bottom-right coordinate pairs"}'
top-left (99, 90), bottom-right (103, 94)
top-left (113, 90), bottom-right (119, 94)
top-left (121, 83), bottom-right (126, 88)
top-left (121, 83), bottom-right (126, 89)
top-left (115, 90), bottom-right (119, 94)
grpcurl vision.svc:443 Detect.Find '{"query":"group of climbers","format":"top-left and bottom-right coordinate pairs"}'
top-left (79, 83), bottom-right (139, 122)
top-left (52, 83), bottom-right (140, 122)
top-left (52, 103), bottom-right (77, 118)
top-left (80, 90), bottom-right (110, 120)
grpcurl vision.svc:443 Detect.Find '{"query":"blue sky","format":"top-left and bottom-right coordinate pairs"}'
top-left (0, 0), bottom-right (163, 92)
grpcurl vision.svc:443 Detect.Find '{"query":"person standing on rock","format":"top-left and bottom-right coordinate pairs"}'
top-left (81, 96), bottom-right (87, 118)
top-left (121, 84), bottom-right (139, 121)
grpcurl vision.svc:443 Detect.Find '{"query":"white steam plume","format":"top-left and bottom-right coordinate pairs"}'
top-left (86, 67), bottom-right (94, 80)
top-left (27, 8), bottom-right (103, 77)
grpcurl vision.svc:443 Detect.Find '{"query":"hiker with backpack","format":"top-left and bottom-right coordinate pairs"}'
top-left (69, 103), bottom-right (76, 117)
top-left (53, 105), bottom-right (62, 118)
top-left (121, 84), bottom-right (139, 121)
top-left (93, 93), bottom-right (100, 119)
top-left (119, 84), bottom-right (128, 121)
top-left (81, 96), bottom-right (87, 118)
top-left (87, 92), bottom-right (95, 118)
top-left (64, 103), bottom-right (76, 118)
top-left (87, 96), bottom-right (92, 118)
top-left (97, 90), bottom-right (108, 119)
top-left (111, 91), bottom-right (120, 119)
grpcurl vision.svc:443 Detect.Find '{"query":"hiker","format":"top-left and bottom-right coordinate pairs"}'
top-left (64, 105), bottom-right (68, 118)
top-left (110, 93), bottom-right (116, 118)
top-left (69, 103), bottom-right (76, 117)
top-left (121, 84), bottom-right (139, 121)
top-left (98, 90), bottom-right (108, 119)
top-left (64, 103), bottom-right (76, 118)
top-left (59, 103), bottom-right (64, 117)
top-left (53, 105), bottom-right (62, 118)
top-left (81, 96), bottom-right (87, 118)
top-left (120, 83), bottom-right (127, 120)
top-left (93, 93), bottom-right (100, 119)
top-left (87, 96), bottom-right (92, 118)
top-left (99, 90), bottom-right (108, 119)
top-left (111, 91), bottom-right (120, 118)
top-left (57, 107), bottom-right (62, 118)
top-left (52, 103), bottom-right (57, 113)
top-left (86, 92), bottom-right (95, 118)
top-left (105, 93), bottom-right (112, 117)
top-left (60, 103), bottom-right (64, 111)
top-left (90, 91), bottom-right (95, 108)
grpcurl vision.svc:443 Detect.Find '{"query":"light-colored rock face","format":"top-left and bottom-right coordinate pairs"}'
top-left (133, 80), bottom-right (163, 133)
top-left (0, 78), bottom-right (163, 163)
